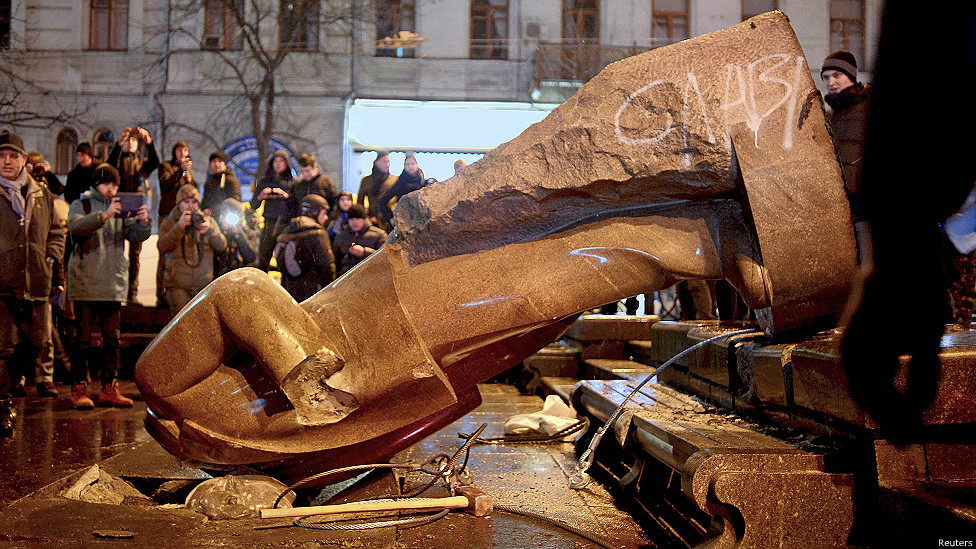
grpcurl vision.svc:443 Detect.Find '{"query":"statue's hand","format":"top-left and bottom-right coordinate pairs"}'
top-left (280, 347), bottom-right (359, 425)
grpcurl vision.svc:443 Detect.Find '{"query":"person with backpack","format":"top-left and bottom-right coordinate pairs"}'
top-left (274, 194), bottom-right (335, 302)
top-left (65, 164), bottom-right (150, 409)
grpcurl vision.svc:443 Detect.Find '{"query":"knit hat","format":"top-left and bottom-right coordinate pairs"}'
top-left (348, 204), bottom-right (368, 219)
top-left (0, 131), bottom-right (25, 155)
top-left (76, 142), bottom-right (94, 157)
top-left (176, 183), bottom-right (200, 202)
top-left (821, 50), bottom-right (858, 82)
top-left (209, 150), bottom-right (230, 163)
top-left (92, 164), bottom-right (120, 186)
top-left (300, 194), bottom-right (330, 217)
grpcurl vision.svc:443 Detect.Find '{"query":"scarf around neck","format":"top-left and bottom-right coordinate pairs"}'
top-left (0, 167), bottom-right (29, 221)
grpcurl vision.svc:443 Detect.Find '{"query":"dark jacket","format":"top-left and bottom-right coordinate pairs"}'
top-left (333, 220), bottom-right (387, 274)
top-left (288, 173), bottom-right (338, 217)
top-left (826, 82), bottom-right (871, 220)
top-left (214, 199), bottom-right (259, 276)
top-left (250, 164), bottom-right (293, 222)
top-left (65, 163), bottom-right (97, 205)
top-left (157, 159), bottom-right (192, 218)
top-left (378, 169), bottom-right (424, 231)
top-left (108, 142), bottom-right (160, 194)
top-left (275, 216), bottom-right (336, 302)
top-left (202, 168), bottom-right (242, 213)
top-left (0, 173), bottom-right (66, 300)
top-left (357, 169), bottom-right (397, 221)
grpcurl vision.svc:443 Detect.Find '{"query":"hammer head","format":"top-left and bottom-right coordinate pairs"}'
top-left (456, 485), bottom-right (492, 517)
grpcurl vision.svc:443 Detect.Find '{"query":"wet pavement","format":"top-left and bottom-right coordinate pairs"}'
top-left (0, 382), bottom-right (651, 548)
top-left (0, 382), bottom-right (151, 507)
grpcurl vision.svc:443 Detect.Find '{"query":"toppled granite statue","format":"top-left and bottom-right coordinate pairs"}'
top-left (135, 11), bottom-right (856, 482)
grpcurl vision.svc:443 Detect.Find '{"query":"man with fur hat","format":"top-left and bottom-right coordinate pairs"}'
top-left (158, 184), bottom-right (227, 315)
top-left (333, 203), bottom-right (387, 275)
top-left (66, 163), bottom-right (150, 409)
top-left (274, 194), bottom-right (336, 302)
top-left (0, 131), bottom-right (66, 434)
top-left (822, 50), bottom-right (871, 225)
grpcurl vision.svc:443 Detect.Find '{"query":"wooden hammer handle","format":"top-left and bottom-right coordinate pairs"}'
top-left (259, 496), bottom-right (469, 519)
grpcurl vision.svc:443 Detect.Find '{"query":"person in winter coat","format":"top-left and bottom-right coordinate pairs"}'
top-left (378, 153), bottom-right (424, 232)
top-left (214, 198), bottom-right (259, 276)
top-left (821, 50), bottom-right (871, 227)
top-left (274, 194), bottom-right (336, 302)
top-left (202, 151), bottom-right (241, 215)
top-left (66, 163), bottom-right (150, 409)
top-left (155, 141), bottom-right (195, 306)
top-left (106, 126), bottom-right (159, 303)
top-left (288, 154), bottom-right (338, 215)
top-left (327, 190), bottom-right (354, 276)
top-left (250, 151), bottom-right (293, 271)
top-left (356, 150), bottom-right (397, 226)
top-left (65, 142), bottom-right (98, 206)
top-left (333, 203), bottom-right (387, 275)
top-left (158, 185), bottom-right (227, 315)
top-left (0, 131), bottom-right (65, 435)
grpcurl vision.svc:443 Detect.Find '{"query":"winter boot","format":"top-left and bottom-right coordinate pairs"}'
top-left (35, 382), bottom-right (58, 397)
top-left (0, 399), bottom-right (14, 437)
top-left (70, 384), bottom-right (95, 410)
top-left (98, 380), bottom-right (134, 408)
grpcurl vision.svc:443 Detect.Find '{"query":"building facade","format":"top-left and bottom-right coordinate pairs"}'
top-left (1, 0), bottom-right (882, 194)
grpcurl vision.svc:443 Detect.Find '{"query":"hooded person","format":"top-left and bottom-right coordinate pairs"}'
top-left (274, 194), bottom-right (336, 302)
top-left (356, 150), bottom-right (397, 224)
top-left (66, 163), bottom-right (151, 409)
top-left (250, 150), bottom-right (294, 271)
top-left (333, 203), bottom-right (388, 275)
top-left (158, 184), bottom-right (227, 315)
top-left (202, 150), bottom-right (242, 214)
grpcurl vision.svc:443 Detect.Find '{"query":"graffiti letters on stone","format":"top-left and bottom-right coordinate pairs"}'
top-left (615, 54), bottom-right (806, 165)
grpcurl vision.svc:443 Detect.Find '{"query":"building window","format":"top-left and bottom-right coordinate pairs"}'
top-left (652, 0), bottom-right (688, 47)
top-left (204, 0), bottom-right (243, 50)
top-left (742, 0), bottom-right (777, 20)
top-left (830, 0), bottom-right (865, 65)
top-left (55, 129), bottom-right (78, 174)
top-left (280, 0), bottom-right (319, 51)
top-left (376, 1), bottom-right (416, 58)
top-left (562, 0), bottom-right (598, 43)
top-left (471, 0), bottom-right (508, 60)
top-left (89, 0), bottom-right (128, 51)
top-left (93, 129), bottom-right (115, 162)
top-left (1, 0), bottom-right (11, 50)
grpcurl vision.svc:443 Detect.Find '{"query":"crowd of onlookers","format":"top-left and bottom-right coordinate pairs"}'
top-left (0, 126), bottom-right (434, 434)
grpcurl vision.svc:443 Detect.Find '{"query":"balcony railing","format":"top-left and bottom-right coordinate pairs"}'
top-left (533, 41), bottom-right (648, 84)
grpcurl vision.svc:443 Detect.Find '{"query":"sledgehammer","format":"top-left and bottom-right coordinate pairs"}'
top-left (259, 485), bottom-right (493, 519)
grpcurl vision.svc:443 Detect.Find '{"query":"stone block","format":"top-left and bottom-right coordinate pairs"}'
top-left (563, 314), bottom-right (661, 342)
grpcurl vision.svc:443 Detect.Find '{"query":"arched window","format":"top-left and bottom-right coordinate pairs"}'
top-left (93, 128), bottom-right (115, 162)
top-left (55, 128), bottom-right (78, 174)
